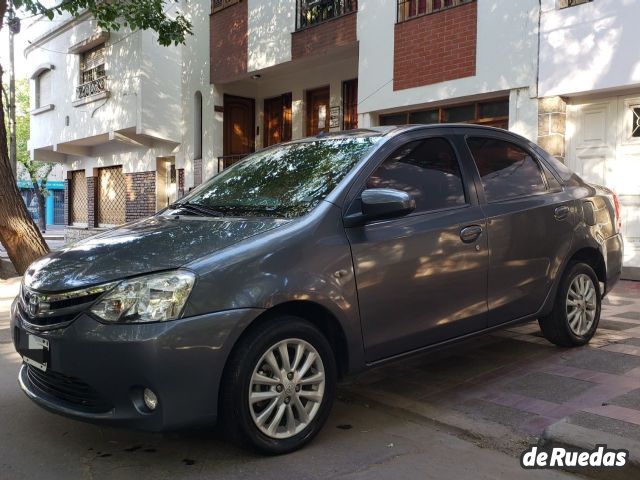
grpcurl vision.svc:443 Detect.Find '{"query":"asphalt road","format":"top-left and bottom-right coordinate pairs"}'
top-left (0, 278), bottom-right (579, 480)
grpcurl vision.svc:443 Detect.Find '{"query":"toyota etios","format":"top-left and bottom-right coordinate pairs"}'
top-left (12, 125), bottom-right (623, 453)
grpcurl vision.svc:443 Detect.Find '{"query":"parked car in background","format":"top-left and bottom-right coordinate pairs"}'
top-left (12, 125), bottom-right (623, 453)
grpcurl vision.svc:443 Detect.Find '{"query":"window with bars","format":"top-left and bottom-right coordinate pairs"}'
top-left (97, 166), bottom-right (126, 226)
top-left (70, 170), bottom-right (88, 225)
top-left (77, 44), bottom-right (107, 99)
top-left (397, 0), bottom-right (474, 22)
top-left (296, 0), bottom-right (357, 30)
top-left (557, 0), bottom-right (593, 9)
top-left (632, 107), bottom-right (640, 138)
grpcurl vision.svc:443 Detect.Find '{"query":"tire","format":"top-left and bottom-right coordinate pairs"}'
top-left (538, 262), bottom-right (601, 347)
top-left (221, 315), bottom-right (337, 454)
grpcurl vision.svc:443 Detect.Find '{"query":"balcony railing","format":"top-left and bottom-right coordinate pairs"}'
top-left (76, 76), bottom-right (107, 99)
top-left (397, 0), bottom-right (474, 23)
top-left (296, 0), bottom-right (357, 30)
top-left (218, 154), bottom-right (248, 172)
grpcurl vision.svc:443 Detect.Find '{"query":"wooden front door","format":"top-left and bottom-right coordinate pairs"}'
top-left (224, 95), bottom-right (255, 158)
top-left (306, 86), bottom-right (330, 136)
top-left (263, 93), bottom-right (292, 147)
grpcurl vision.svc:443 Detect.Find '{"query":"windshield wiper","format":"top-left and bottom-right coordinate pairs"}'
top-left (169, 201), bottom-right (225, 217)
top-left (204, 204), bottom-right (290, 218)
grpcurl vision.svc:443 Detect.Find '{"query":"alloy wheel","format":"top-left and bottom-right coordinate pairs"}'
top-left (248, 338), bottom-right (326, 439)
top-left (566, 273), bottom-right (597, 336)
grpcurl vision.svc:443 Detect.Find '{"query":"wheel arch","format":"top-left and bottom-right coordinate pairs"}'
top-left (541, 245), bottom-right (607, 316)
top-left (218, 300), bottom-right (351, 418)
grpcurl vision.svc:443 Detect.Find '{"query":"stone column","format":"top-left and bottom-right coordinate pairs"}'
top-left (538, 97), bottom-right (567, 162)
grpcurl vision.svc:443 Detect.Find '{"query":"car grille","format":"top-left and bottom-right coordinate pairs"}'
top-left (18, 282), bottom-right (116, 330)
top-left (26, 365), bottom-right (113, 413)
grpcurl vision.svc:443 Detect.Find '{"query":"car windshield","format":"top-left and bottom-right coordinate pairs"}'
top-left (170, 135), bottom-right (382, 218)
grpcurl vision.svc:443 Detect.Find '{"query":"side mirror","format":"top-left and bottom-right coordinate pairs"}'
top-left (360, 188), bottom-right (415, 222)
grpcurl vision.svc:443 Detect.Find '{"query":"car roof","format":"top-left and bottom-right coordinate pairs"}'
top-left (307, 124), bottom-right (526, 141)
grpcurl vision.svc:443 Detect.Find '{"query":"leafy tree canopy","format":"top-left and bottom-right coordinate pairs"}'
top-left (13, 0), bottom-right (192, 46)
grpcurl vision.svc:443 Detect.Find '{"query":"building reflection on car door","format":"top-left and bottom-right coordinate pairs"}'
top-left (464, 134), bottom-right (575, 326)
top-left (345, 135), bottom-right (489, 363)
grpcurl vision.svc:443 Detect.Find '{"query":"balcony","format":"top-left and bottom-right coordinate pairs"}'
top-left (76, 76), bottom-right (107, 99)
top-left (397, 0), bottom-right (474, 23)
top-left (296, 0), bottom-right (357, 30)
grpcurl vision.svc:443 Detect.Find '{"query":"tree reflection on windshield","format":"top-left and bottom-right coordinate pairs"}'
top-left (179, 135), bottom-right (382, 218)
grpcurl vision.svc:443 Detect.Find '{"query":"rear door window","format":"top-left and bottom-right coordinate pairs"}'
top-left (466, 137), bottom-right (547, 202)
top-left (367, 137), bottom-right (466, 213)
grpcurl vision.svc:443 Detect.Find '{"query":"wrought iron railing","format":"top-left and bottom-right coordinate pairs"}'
top-left (557, 0), bottom-right (592, 9)
top-left (218, 154), bottom-right (248, 172)
top-left (76, 76), bottom-right (107, 99)
top-left (397, 0), bottom-right (474, 23)
top-left (296, 0), bottom-right (357, 30)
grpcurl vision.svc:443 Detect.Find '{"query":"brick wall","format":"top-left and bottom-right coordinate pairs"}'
top-left (210, 1), bottom-right (248, 83)
top-left (125, 171), bottom-right (157, 222)
top-left (193, 158), bottom-right (203, 186)
top-left (86, 176), bottom-right (97, 228)
top-left (393, 2), bottom-right (477, 91)
top-left (291, 13), bottom-right (357, 60)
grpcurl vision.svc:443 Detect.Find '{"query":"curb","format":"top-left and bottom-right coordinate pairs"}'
top-left (541, 420), bottom-right (640, 480)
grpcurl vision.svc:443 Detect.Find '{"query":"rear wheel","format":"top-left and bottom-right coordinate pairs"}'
top-left (221, 316), bottom-right (336, 454)
top-left (538, 262), bottom-right (601, 347)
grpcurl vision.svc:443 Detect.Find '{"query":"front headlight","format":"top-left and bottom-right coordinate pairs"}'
top-left (90, 270), bottom-right (196, 323)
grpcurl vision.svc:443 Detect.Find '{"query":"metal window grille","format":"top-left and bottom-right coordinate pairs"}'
top-left (632, 107), bottom-right (640, 138)
top-left (212, 0), bottom-right (241, 14)
top-left (97, 166), bottom-right (126, 226)
top-left (53, 190), bottom-right (65, 225)
top-left (70, 170), bottom-right (88, 225)
top-left (397, 0), bottom-right (474, 23)
top-left (77, 44), bottom-right (107, 99)
top-left (296, 0), bottom-right (357, 30)
top-left (557, 0), bottom-right (593, 9)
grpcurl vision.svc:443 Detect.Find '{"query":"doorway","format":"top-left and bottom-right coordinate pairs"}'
top-left (156, 157), bottom-right (177, 211)
top-left (223, 95), bottom-right (255, 167)
top-left (306, 86), bottom-right (330, 136)
top-left (263, 93), bottom-right (293, 147)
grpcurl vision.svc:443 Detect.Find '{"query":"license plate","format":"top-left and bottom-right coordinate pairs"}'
top-left (21, 333), bottom-right (49, 372)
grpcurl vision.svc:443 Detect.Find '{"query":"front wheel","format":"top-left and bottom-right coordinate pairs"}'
top-left (538, 262), bottom-right (601, 347)
top-left (221, 316), bottom-right (336, 454)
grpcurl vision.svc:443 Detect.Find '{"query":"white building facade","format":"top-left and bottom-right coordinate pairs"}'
top-left (25, 0), bottom-right (639, 278)
top-left (539, 0), bottom-right (640, 278)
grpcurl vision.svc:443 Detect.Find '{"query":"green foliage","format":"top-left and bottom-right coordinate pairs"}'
top-left (13, 0), bottom-right (192, 46)
top-left (3, 78), bottom-right (54, 193)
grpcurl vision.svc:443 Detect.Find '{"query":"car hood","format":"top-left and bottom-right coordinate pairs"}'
top-left (24, 215), bottom-right (291, 292)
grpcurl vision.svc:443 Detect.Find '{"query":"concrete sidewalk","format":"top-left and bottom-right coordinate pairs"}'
top-left (343, 281), bottom-right (640, 477)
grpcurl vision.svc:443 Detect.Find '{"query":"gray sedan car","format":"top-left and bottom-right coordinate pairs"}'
top-left (12, 125), bottom-right (623, 453)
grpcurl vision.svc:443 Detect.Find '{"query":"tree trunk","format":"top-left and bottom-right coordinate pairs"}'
top-left (0, 62), bottom-right (50, 274)
top-left (32, 180), bottom-right (47, 233)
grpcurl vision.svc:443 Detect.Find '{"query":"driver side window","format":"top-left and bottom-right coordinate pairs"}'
top-left (367, 137), bottom-right (467, 213)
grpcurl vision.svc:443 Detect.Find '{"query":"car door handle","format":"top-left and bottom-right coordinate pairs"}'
top-left (554, 206), bottom-right (570, 221)
top-left (460, 225), bottom-right (483, 243)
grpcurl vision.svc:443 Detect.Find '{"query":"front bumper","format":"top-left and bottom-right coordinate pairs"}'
top-left (11, 300), bottom-right (263, 431)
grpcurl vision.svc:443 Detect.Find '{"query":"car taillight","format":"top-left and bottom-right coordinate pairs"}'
top-left (613, 192), bottom-right (622, 232)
